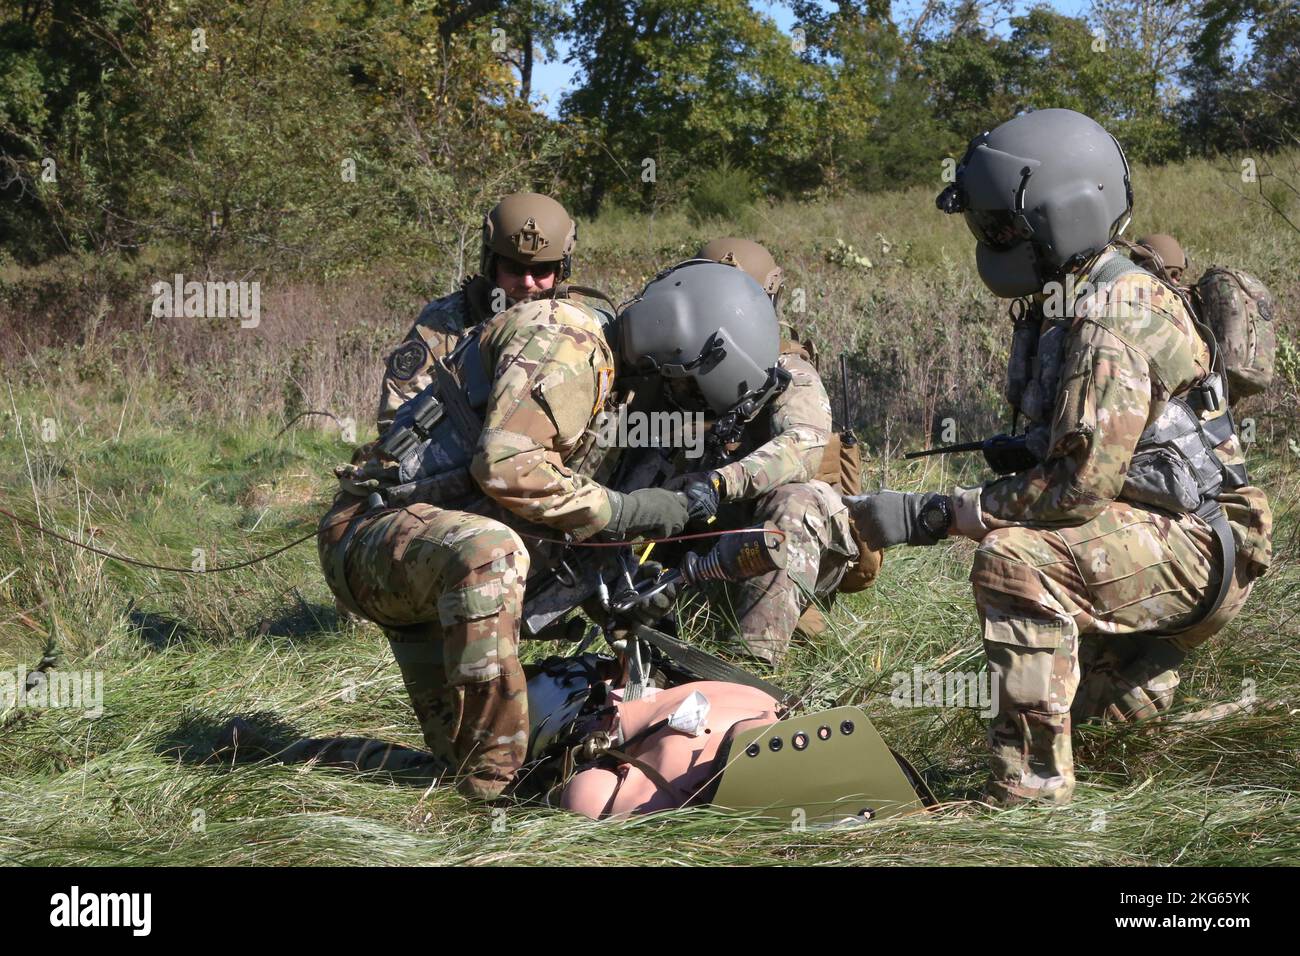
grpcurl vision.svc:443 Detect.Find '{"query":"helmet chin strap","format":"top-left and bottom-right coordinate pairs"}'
top-left (721, 365), bottom-right (792, 424)
top-left (702, 365), bottom-right (792, 464)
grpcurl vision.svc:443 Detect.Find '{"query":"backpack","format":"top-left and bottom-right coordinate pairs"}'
top-left (1194, 267), bottom-right (1277, 401)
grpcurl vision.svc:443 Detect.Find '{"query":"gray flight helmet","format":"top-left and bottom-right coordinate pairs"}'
top-left (936, 108), bottom-right (1134, 298)
top-left (620, 260), bottom-right (780, 416)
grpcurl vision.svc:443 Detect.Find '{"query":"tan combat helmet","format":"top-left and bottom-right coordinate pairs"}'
top-left (481, 192), bottom-right (577, 281)
top-left (697, 237), bottom-right (784, 303)
top-left (1134, 233), bottom-right (1189, 284)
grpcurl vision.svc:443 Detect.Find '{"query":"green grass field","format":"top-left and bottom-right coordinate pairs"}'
top-left (2, 153), bottom-right (1299, 866)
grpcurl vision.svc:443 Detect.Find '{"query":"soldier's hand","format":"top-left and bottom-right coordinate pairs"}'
top-left (350, 439), bottom-right (380, 467)
top-left (669, 471), bottom-right (723, 522)
top-left (334, 459), bottom-right (397, 498)
top-left (603, 488), bottom-right (691, 540)
top-left (982, 434), bottom-right (1038, 475)
top-left (334, 464), bottom-right (379, 497)
top-left (844, 490), bottom-right (951, 549)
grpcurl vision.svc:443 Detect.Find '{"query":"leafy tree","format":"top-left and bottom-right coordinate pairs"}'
top-left (924, 5), bottom-right (1180, 161)
top-left (0, 0), bottom-right (570, 273)
top-left (561, 0), bottom-right (818, 212)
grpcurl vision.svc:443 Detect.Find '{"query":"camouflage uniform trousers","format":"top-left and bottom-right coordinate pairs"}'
top-left (730, 480), bottom-right (858, 664)
top-left (971, 500), bottom-right (1254, 805)
top-left (317, 496), bottom-right (530, 800)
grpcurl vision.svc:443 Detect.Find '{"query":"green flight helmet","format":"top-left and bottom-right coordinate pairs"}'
top-left (936, 109), bottom-right (1134, 298)
top-left (620, 261), bottom-right (780, 416)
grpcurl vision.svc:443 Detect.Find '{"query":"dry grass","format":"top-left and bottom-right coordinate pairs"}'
top-left (1, 152), bottom-right (1299, 865)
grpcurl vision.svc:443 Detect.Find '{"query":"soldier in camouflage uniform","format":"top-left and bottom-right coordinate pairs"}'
top-left (310, 213), bottom-right (691, 800)
top-left (849, 110), bottom-right (1272, 806)
top-left (376, 192), bottom-right (579, 435)
top-left (666, 239), bottom-right (857, 665)
top-left (1129, 234), bottom-right (1189, 287)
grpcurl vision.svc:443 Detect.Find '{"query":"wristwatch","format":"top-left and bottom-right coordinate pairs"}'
top-left (918, 494), bottom-right (953, 540)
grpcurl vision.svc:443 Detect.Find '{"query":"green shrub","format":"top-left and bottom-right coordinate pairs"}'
top-left (688, 160), bottom-right (761, 228)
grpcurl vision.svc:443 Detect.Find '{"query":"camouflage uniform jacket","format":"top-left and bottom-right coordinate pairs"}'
top-left (377, 275), bottom-right (496, 434)
top-left (713, 350), bottom-right (833, 500)
top-left (465, 295), bottom-right (617, 541)
top-left (951, 250), bottom-right (1272, 578)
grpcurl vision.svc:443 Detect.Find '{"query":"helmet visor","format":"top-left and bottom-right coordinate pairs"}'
top-left (964, 208), bottom-right (1026, 251)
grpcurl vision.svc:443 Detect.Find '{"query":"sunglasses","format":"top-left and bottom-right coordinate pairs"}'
top-left (497, 258), bottom-right (560, 279)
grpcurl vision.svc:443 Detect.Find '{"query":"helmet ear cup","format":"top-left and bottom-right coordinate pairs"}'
top-left (694, 327), bottom-right (769, 414)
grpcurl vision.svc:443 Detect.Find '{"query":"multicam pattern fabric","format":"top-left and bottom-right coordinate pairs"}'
top-left (1195, 267), bottom-right (1277, 400)
top-left (730, 479), bottom-right (856, 663)
top-left (714, 353), bottom-right (833, 499)
top-left (691, 351), bottom-right (857, 663)
top-left (317, 499), bottom-right (529, 799)
top-left (318, 295), bottom-right (617, 799)
top-left (471, 296), bottom-right (616, 540)
top-left (951, 251), bottom-right (1272, 575)
top-left (973, 501), bottom-right (1258, 804)
top-left (376, 276), bottom-right (495, 434)
top-left (947, 249), bottom-right (1273, 805)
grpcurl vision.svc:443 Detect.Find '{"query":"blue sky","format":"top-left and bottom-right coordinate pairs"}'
top-left (528, 0), bottom-right (1096, 117)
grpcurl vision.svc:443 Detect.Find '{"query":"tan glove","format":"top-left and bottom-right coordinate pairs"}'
top-left (334, 457), bottom-right (398, 497)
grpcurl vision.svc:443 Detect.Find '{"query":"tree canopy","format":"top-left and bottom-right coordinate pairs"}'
top-left (1, 0), bottom-right (1295, 269)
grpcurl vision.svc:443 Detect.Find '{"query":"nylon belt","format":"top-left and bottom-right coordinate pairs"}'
top-left (1159, 498), bottom-right (1236, 636)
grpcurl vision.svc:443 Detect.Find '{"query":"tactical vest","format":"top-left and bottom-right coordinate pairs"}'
top-left (1004, 255), bottom-right (1247, 629)
top-left (379, 295), bottom-right (620, 507)
top-left (377, 327), bottom-right (492, 508)
top-left (329, 296), bottom-right (624, 619)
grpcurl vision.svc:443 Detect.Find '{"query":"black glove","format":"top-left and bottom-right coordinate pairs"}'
top-left (624, 561), bottom-right (678, 628)
top-left (982, 434), bottom-right (1038, 475)
top-left (603, 488), bottom-right (691, 540)
top-left (844, 491), bottom-right (951, 550)
top-left (681, 472), bottom-right (722, 522)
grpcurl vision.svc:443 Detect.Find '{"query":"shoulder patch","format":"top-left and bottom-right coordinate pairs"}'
top-left (387, 340), bottom-right (430, 381)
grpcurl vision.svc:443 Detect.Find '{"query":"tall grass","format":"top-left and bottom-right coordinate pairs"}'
top-left (1, 154), bottom-right (1298, 865)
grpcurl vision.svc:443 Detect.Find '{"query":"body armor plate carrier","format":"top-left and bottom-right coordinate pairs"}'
top-left (1096, 254), bottom-right (1246, 631)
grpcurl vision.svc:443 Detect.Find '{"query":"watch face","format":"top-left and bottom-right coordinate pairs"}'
top-left (921, 501), bottom-right (950, 536)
